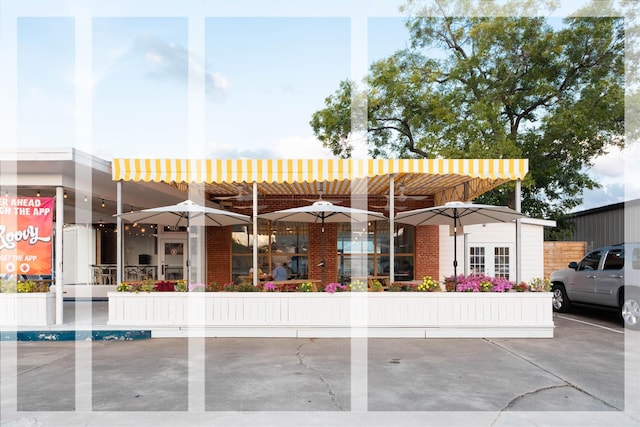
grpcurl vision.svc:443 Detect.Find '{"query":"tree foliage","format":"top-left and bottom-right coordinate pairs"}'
top-left (310, 0), bottom-right (628, 231)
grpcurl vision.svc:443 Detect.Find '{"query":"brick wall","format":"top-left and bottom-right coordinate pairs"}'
top-left (544, 241), bottom-right (586, 278)
top-left (415, 225), bottom-right (440, 280)
top-left (308, 223), bottom-right (337, 283)
top-left (206, 226), bottom-right (233, 284)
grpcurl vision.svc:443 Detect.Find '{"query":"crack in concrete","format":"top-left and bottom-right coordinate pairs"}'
top-left (486, 338), bottom-right (622, 426)
top-left (295, 342), bottom-right (345, 411)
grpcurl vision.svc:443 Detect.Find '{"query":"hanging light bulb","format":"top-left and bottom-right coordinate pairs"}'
top-left (63, 191), bottom-right (68, 199)
top-left (83, 195), bottom-right (88, 202)
top-left (101, 199), bottom-right (105, 208)
top-left (36, 189), bottom-right (41, 197)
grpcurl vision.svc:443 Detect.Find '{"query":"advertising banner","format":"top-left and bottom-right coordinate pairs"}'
top-left (0, 196), bottom-right (54, 276)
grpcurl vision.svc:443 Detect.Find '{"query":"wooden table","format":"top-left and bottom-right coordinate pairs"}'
top-left (238, 274), bottom-right (272, 282)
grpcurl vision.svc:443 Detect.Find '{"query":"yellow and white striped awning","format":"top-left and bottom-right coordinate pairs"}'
top-left (112, 158), bottom-right (528, 205)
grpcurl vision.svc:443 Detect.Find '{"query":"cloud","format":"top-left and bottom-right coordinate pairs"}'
top-left (576, 142), bottom-right (640, 211)
top-left (207, 135), bottom-right (335, 160)
top-left (131, 34), bottom-right (230, 98)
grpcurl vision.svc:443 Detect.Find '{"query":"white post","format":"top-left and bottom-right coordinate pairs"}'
top-left (55, 186), bottom-right (64, 324)
top-left (515, 179), bottom-right (522, 284)
top-left (116, 180), bottom-right (122, 285)
top-left (389, 175), bottom-right (395, 283)
top-left (253, 181), bottom-right (258, 286)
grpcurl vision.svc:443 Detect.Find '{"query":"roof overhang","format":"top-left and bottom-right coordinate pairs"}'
top-left (112, 158), bottom-right (528, 205)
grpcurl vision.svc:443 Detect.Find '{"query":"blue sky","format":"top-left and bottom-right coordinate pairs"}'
top-left (7, 0), bottom-right (636, 212)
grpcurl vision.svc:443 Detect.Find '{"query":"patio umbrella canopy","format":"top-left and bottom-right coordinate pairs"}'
top-left (117, 200), bottom-right (251, 285)
top-left (394, 201), bottom-right (528, 285)
top-left (259, 201), bottom-right (387, 284)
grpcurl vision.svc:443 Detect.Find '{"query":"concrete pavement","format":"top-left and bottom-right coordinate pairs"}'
top-left (1, 310), bottom-right (640, 426)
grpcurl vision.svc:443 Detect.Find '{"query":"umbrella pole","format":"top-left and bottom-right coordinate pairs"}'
top-left (453, 214), bottom-right (458, 290)
top-left (186, 218), bottom-right (190, 291)
top-left (321, 217), bottom-right (325, 286)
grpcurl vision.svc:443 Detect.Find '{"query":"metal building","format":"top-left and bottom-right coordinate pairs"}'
top-left (567, 199), bottom-right (640, 250)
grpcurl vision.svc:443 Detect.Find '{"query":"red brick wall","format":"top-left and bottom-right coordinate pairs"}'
top-left (206, 226), bottom-right (232, 284)
top-left (308, 223), bottom-right (337, 284)
top-left (414, 225), bottom-right (440, 280)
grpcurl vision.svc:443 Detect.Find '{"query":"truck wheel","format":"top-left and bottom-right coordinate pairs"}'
top-left (552, 284), bottom-right (571, 313)
top-left (621, 293), bottom-right (640, 331)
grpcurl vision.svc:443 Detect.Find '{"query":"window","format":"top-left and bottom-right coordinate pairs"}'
top-left (578, 250), bottom-right (603, 271)
top-left (602, 248), bottom-right (624, 270)
top-left (469, 246), bottom-right (485, 275)
top-left (338, 221), bottom-right (415, 284)
top-left (231, 221), bottom-right (308, 282)
top-left (494, 247), bottom-right (510, 279)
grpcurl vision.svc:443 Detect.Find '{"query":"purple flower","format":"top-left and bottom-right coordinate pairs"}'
top-left (324, 282), bottom-right (347, 293)
top-left (264, 282), bottom-right (276, 291)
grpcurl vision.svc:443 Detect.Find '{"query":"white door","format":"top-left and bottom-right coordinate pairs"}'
top-left (158, 238), bottom-right (187, 281)
top-left (468, 244), bottom-right (515, 279)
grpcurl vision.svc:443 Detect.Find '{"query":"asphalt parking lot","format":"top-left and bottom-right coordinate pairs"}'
top-left (1, 307), bottom-right (639, 427)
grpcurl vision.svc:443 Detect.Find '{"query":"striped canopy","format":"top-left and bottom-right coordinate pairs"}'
top-left (112, 158), bottom-right (528, 205)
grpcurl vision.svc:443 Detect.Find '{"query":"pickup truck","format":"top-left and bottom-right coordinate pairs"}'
top-left (549, 243), bottom-right (640, 330)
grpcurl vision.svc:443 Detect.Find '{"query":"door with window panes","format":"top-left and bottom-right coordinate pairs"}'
top-left (468, 244), bottom-right (514, 279)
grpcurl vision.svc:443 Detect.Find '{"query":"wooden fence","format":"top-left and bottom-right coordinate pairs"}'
top-left (543, 241), bottom-right (586, 278)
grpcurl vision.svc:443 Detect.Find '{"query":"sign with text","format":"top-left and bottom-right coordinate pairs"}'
top-left (0, 197), bottom-right (54, 275)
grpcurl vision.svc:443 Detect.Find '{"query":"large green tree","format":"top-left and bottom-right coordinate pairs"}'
top-left (310, 0), bottom-right (627, 234)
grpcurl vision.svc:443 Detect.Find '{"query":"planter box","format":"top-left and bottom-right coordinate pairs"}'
top-left (0, 292), bottom-right (55, 326)
top-left (108, 292), bottom-right (554, 338)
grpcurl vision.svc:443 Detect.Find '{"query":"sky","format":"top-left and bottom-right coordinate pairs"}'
top-left (4, 0), bottom-right (638, 213)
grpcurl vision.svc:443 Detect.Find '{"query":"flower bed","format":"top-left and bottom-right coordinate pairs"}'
top-left (108, 275), bottom-right (554, 338)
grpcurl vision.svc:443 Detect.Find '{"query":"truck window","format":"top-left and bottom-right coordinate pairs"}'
top-left (578, 250), bottom-right (603, 271)
top-left (602, 248), bottom-right (624, 270)
top-left (634, 248), bottom-right (640, 270)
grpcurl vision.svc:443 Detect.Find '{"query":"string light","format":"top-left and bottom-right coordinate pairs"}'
top-left (83, 195), bottom-right (88, 202)
top-left (101, 199), bottom-right (105, 208)
top-left (63, 191), bottom-right (68, 199)
top-left (36, 189), bottom-right (40, 197)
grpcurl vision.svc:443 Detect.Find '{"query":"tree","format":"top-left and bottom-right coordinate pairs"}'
top-left (310, 0), bottom-right (627, 231)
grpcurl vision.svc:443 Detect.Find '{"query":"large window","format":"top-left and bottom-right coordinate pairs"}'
top-left (231, 221), bottom-right (308, 282)
top-left (337, 221), bottom-right (415, 284)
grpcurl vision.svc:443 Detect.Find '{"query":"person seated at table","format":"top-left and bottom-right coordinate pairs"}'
top-left (272, 262), bottom-right (288, 281)
top-left (249, 266), bottom-right (263, 276)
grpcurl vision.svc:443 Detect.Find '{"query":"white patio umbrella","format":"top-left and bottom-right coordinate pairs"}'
top-left (116, 200), bottom-right (251, 287)
top-left (259, 201), bottom-right (387, 284)
top-left (394, 201), bottom-right (528, 286)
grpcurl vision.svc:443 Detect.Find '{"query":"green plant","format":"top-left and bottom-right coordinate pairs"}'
top-left (370, 280), bottom-right (384, 292)
top-left (349, 280), bottom-right (367, 292)
top-left (529, 277), bottom-right (552, 292)
top-left (236, 282), bottom-right (259, 292)
top-left (174, 280), bottom-right (187, 292)
top-left (297, 282), bottom-right (313, 292)
top-left (1, 279), bottom-right (49, 293)
top-left (417, 276), bottom-right (440, 292)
